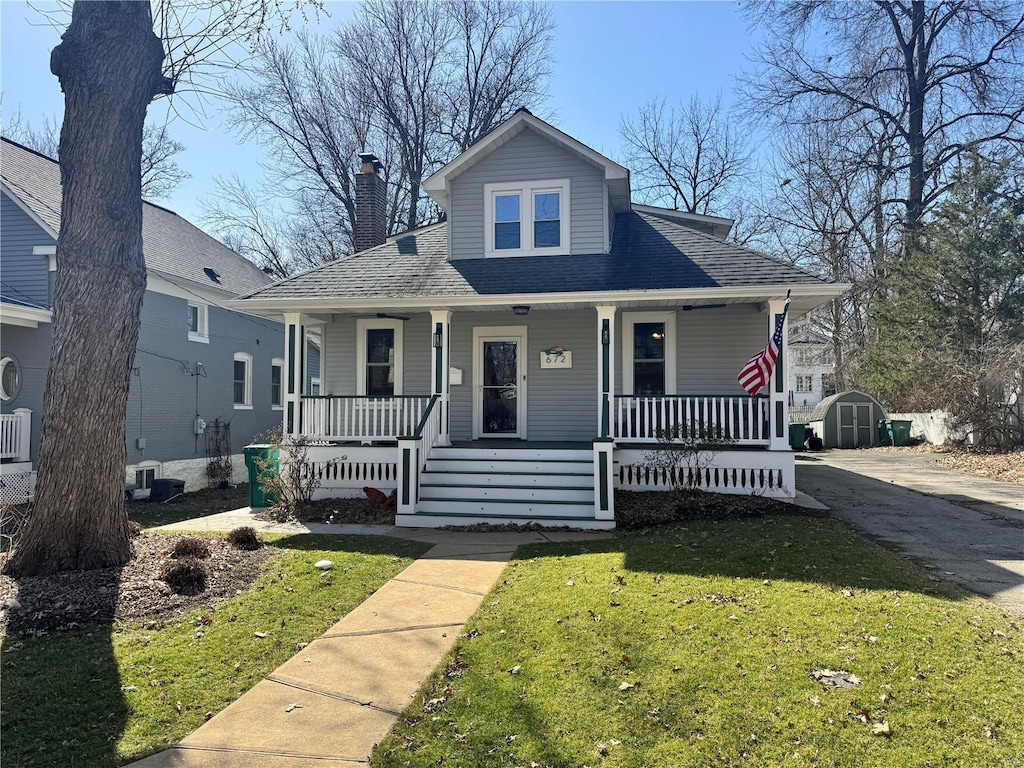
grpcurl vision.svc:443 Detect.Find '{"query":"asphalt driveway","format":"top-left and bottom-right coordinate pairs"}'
top-left (796, 450), bottom-right (1024, 615)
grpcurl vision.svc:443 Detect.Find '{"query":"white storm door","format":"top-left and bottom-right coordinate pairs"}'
top-left (473, 326), bottom-right (527, 439)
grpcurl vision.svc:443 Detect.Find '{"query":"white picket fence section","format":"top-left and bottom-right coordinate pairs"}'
top-left (0, 410), bottom-right (31, 461)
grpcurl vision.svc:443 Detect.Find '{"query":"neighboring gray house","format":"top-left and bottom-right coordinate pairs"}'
top-left (231, 110), bottom-right (849, 529)
top-left (0, 137), bottom-right (319, 500)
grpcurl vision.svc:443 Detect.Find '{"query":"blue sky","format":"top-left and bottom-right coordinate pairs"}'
top-left (1, 1), bottom-right (760, 225)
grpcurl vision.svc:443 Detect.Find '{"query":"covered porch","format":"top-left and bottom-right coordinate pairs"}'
top-left (270, 294), bottom-right (800, 525)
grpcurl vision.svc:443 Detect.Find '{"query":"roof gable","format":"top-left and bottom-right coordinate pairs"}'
top-left (422, 110), bottom-right (630, 213)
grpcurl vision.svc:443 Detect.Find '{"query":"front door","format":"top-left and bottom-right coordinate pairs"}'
top-left (473, 326), bottom-right (527, 439)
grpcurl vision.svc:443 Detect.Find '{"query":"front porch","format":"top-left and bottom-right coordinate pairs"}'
top-left (273, 300), bottom-right (795, 528)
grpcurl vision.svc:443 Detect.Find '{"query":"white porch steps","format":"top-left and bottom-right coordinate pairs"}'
top-left (397, 446), bottom-right (608, 528)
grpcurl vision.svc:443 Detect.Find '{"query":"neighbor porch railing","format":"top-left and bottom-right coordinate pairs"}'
top-left (0, 409), bottom-right (31, 461)
top-left (397, 395), bottom-right (441, 515)
top-left (300, 395), bottom-right (430, 442)
top-left (613, 395), bottom-right (770, 445)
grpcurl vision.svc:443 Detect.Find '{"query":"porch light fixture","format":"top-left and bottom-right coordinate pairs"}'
top-left (432, 322), bottom-right (443, 348)
top-left (512, 305), bottom-right (530, 316)
top-left (601, 320), bottom-right (610, 345)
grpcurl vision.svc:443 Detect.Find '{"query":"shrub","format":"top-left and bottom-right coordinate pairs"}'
top-left (227, 526), bottom-right (262, 551)
top-left (160, 558), bottom-right (208, 595)
top-left (171, 536), bottom-right (210, 559)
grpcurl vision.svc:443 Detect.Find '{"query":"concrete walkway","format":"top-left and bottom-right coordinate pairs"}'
top-left (131, 526), bottom-right (611, 766)
top-left (796, 451), bottom-right (1024, 616)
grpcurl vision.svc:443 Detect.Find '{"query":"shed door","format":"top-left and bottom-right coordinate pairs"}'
top-left (837, 402), bottom-right (873, 449)
top-left (838, 403), bottom-right (856, 449)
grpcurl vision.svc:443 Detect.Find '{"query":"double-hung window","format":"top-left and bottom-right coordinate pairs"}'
top-left (188, 302), bottom-right (209, 343)
top-left (796, 374), bottom-right (814, 392)
top-left (271, 358), bottom-right (284, 409)
top-left (233, 352), bottom-right (252, 408)
top-left (485, 180), bottom-right (570, 257)
top-left (622, 312), bottom-right (677, 396)
top-left (356, 318), bottom-right (403, 396)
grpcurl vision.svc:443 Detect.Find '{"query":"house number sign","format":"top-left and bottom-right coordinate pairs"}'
top-left (540, 347), bottom-right (572, 369)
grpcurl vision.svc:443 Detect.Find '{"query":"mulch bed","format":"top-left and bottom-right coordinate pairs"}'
top-left (615, 488), bottom-right (818, 530)
top-left (256, 496), bottom-right (396, 526)
top-left (0, 532), bottom-right (274, 637)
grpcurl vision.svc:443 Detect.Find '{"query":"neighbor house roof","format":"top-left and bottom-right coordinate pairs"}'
top-left (0, 137), bottom-right (271, 297)
top-left (237, 209), bottom-right (839, 308)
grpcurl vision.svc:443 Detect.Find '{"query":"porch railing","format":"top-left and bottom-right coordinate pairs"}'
top-left (614, 395), bottom-right (770, 445)
top-left (0, 409), bottom-right (31, 461)
top-left (397, 394), bottom-right (441, 515)
top-left (300, 396), bottom-right (430, 442)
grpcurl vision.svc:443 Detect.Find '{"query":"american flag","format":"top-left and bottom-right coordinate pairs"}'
top-left (737, 298), bottom-right (790, 396)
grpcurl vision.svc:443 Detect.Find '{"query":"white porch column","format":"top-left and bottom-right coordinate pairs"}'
top-left (430, 309), bottom-right (452, 446)
top-left (14, 408), bottom-right (31, 462)
top-left (767, 299), bottom-right (790, 451)
top-left (283, 312), bottom-right (306, 439)
top-left (596, 305), bottom-right (617, 438)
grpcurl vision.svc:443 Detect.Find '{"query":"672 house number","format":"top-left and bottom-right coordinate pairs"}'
top-left (540, 349), bottom-right (572, 368)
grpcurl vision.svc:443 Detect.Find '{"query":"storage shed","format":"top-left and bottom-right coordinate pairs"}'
top-left (807, 390), bottom-right (888, 449)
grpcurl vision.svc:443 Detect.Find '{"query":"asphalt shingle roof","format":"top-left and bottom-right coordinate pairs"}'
top-left (1, 137), bottom-right (271, 297)
top-left (242, 211), bottom-right (832, 302)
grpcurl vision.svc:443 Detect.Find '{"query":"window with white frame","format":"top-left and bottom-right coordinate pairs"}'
top-left (484, 179), bottom-right (570, 257)
top-left (310, 377), bottom-right (321, 395)
top-left (622, 312), bottom-right (677, 396)
top-left (233, 352), bottom-right (252, 408)
top-left (188, 302), bottom-right (209, 343)
top-left (356, 318), bottom-right (403, 396)
top-left (271, 358), bottom-right (284, 409)
top-left (133, 461), bottom-right (161, 491)
top-left (796, 374), bottom-right (814, 392)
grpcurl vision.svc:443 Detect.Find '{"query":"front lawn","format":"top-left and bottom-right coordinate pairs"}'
top-left (1, 533), bottom-right (430, 768)
top-left (374, 516), bottom-right (1023, 767)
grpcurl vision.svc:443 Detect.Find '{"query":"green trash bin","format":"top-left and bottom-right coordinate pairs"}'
top-left (789, 423), bottom-right (807, 450)
top-left (887, 420), bottom-right (913, 447)
top-left (243, 444), bottom-right (279, 508)
top-left (877, 420), bottom-right (892, 446)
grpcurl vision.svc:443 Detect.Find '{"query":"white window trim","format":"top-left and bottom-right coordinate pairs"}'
top-left (484, 179), bottom-right (571, 258)
top-left (233, 352), bottom-right (253, 409)
top-left (310, 376), bottom-right (321, 396)
top-left (188, 302), bottom-right (210, 344)
top-left (355, 318), bottom-right (403, 396)
top-left (0, 356), bottom-right (20, 401)
top-left (271, 357), bottom-right (284, 410)
top-left (621, 312), bottom-right (677, 396)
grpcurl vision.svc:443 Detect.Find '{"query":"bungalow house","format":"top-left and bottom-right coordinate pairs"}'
top-left (0, 137), bottom-right (320, 502)
top-left (231, 110), bottom-right (849, 529)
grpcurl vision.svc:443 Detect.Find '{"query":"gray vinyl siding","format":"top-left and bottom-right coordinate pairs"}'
top-left (616, 304), bottom-right (767, 395)
top-left (1, 192), bottom-right (54, 308)
top-left (126, 291), bottom-right (284, 465)
top-left (322, 314), bottom-right (432, 397)
top-left (448, 308), bottom-right (598, 442)
top-left (0, 323), bottom-right (51, 462)
top-left (447, 127), bottom-right (607, 260)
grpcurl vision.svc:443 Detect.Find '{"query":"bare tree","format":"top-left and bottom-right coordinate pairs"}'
top-left (3, 111), bottom-right (189, 199)
top-left (743, 1), bottom-right (1024, 232)
top-left (619, 94), bottom-right (753, 217)
top-left (214, 0), bottom-right (553, 266)
top-left (5, 0), bottom-right (303, 578)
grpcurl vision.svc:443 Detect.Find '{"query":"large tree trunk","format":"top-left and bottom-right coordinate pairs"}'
top-left (5, 1), bottom-right (166, 577)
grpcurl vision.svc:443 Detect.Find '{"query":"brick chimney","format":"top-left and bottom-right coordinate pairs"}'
top-left (354, 152), bottom-right (386, 253)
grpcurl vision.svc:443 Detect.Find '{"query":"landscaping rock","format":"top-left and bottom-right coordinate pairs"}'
top-left (315, 560), bottom-right (334, 570)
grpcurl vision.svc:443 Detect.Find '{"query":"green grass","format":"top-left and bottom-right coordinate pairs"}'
top-left (374, 516), bottom-right (1024, 768)
top-left (1, 534), bottom-right (430, 768)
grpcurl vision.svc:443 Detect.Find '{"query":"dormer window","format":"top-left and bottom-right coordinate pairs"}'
top-left (485, 179), bottom-right (570, 257)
